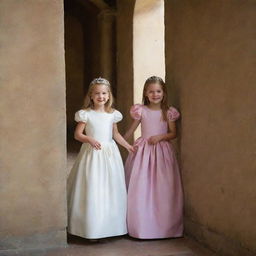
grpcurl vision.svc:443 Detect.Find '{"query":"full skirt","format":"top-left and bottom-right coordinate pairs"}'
top-left (125, 138), bottom-right (183, 239)
top-left (68, 142), bottom-right (127, 239)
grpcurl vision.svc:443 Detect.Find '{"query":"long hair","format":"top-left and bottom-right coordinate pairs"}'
top-left (83, 78), bottom-right (114, 113)
top-left (142, 76), bottom-right (169, 121)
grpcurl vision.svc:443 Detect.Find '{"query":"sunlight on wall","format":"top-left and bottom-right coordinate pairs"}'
top-left (133, 0), bottom-right (165, 138)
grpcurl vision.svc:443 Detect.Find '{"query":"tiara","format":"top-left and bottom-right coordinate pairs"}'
top-left (90, 77), bottom-right (110, 86)
top-left (146, 76), bottom-right (164, 83)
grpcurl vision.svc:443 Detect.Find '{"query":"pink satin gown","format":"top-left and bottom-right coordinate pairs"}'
top-left (125, 104), bottom-right (183, 239)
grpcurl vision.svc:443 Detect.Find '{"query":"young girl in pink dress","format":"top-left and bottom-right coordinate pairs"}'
top-left (124, 76), bottom-right (183, 239)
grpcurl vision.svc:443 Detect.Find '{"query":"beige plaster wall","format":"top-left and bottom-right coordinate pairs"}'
top-left (0, 0), bottom-right (67, 251)
top-left (165, 0), bottom-right (256, 255)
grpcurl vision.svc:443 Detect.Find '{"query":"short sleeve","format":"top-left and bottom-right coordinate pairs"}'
top-left (167, 107), bottom-right (180, 121)
top-left (74, 110), bottom-right (88, 123)
top-left (113, 110), bottom-right (123, 123)
top-left (130, 104), bottom-right (142, 120)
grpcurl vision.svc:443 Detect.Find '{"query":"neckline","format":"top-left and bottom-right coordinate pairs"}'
top-left (90, 109), bottom-right (115, 114)
top-left (144, 105), bottom-right (162, 112)
top-left (90, 109), bottom-right (107, 113)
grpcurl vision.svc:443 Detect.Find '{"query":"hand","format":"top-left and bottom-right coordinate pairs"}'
top-left (88, 137), bottom-right (101, 150)
top-left (148, 135), bottom-right (162, 145)
top-left (126, 144), bottom-right (136, 153)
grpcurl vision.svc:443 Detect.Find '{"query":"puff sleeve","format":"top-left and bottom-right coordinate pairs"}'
top-left (74, 110), bottom-right (88, 123)
top-left (130, 104), bottom-right (142, 120)
top-left (167, 107), bottom-right (180, 121)
top-left (113, 110), bottom-right (123, 123)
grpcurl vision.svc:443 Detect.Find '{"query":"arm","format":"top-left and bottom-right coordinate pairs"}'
top-left (74, 122), bottom-right (101, 150)
top-left (113, 123), bottom-right (135, 153)
top-left (123, 119), bottom-right (141, 140)
top-left (148, 120), bottom-right (177, 145)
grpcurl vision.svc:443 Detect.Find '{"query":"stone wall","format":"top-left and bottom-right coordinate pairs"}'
top-left (0, 0), bottom-right (67, 251)
top-left (165, 1), bottom-right (256, 255)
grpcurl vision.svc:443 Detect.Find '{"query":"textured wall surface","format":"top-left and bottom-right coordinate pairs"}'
top-left (165, 0), bottom-right (256, 255)
top-left (0, 0), bottom-right (67, 251)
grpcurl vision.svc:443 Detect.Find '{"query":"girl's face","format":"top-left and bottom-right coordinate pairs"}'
top-left (145, 83), bottom-right (164, 105)
top-left (91, 84), bottom-right (110, 107)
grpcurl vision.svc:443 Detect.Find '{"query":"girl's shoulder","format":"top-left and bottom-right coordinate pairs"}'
top-left (167, 106), bottom-right (180, 121)
top-left (130, 104), bottom-right (144, 120)
top-left (112, 109), bottom-right (123, 123)
top-left (74, 109), bottom-right (90, 123)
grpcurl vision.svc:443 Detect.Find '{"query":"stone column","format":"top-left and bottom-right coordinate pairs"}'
top-left (98, 9), bottom-right (116, 85)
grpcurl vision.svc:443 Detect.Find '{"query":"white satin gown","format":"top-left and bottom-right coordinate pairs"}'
top-left (67, 109), bottom-right (127, 239)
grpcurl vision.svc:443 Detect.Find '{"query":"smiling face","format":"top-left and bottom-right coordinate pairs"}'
top-left (90, 84), bottom-right (110, 107)
top-left (145, 83), bottom-right (164, 105)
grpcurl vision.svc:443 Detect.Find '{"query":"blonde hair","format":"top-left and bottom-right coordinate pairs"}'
top-left (83, 78), bottom-right (114, 113)
top-left (142, 76), bottom-right (169, 121)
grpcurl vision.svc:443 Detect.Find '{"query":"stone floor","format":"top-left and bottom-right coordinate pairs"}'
top-left (2, 235), bottom-right (218, 256)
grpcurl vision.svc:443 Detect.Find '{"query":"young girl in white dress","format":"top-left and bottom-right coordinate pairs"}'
top-left (67, 77), bottom-right (134, 239)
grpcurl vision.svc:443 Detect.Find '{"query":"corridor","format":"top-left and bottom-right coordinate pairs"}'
top-left (1, 0), bottom-right (255, 255)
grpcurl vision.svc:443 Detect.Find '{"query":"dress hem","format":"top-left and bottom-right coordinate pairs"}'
top-left (68, 231), bottom-right (128, 240)
top-left (128, 233), bottom-right (184, 240)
